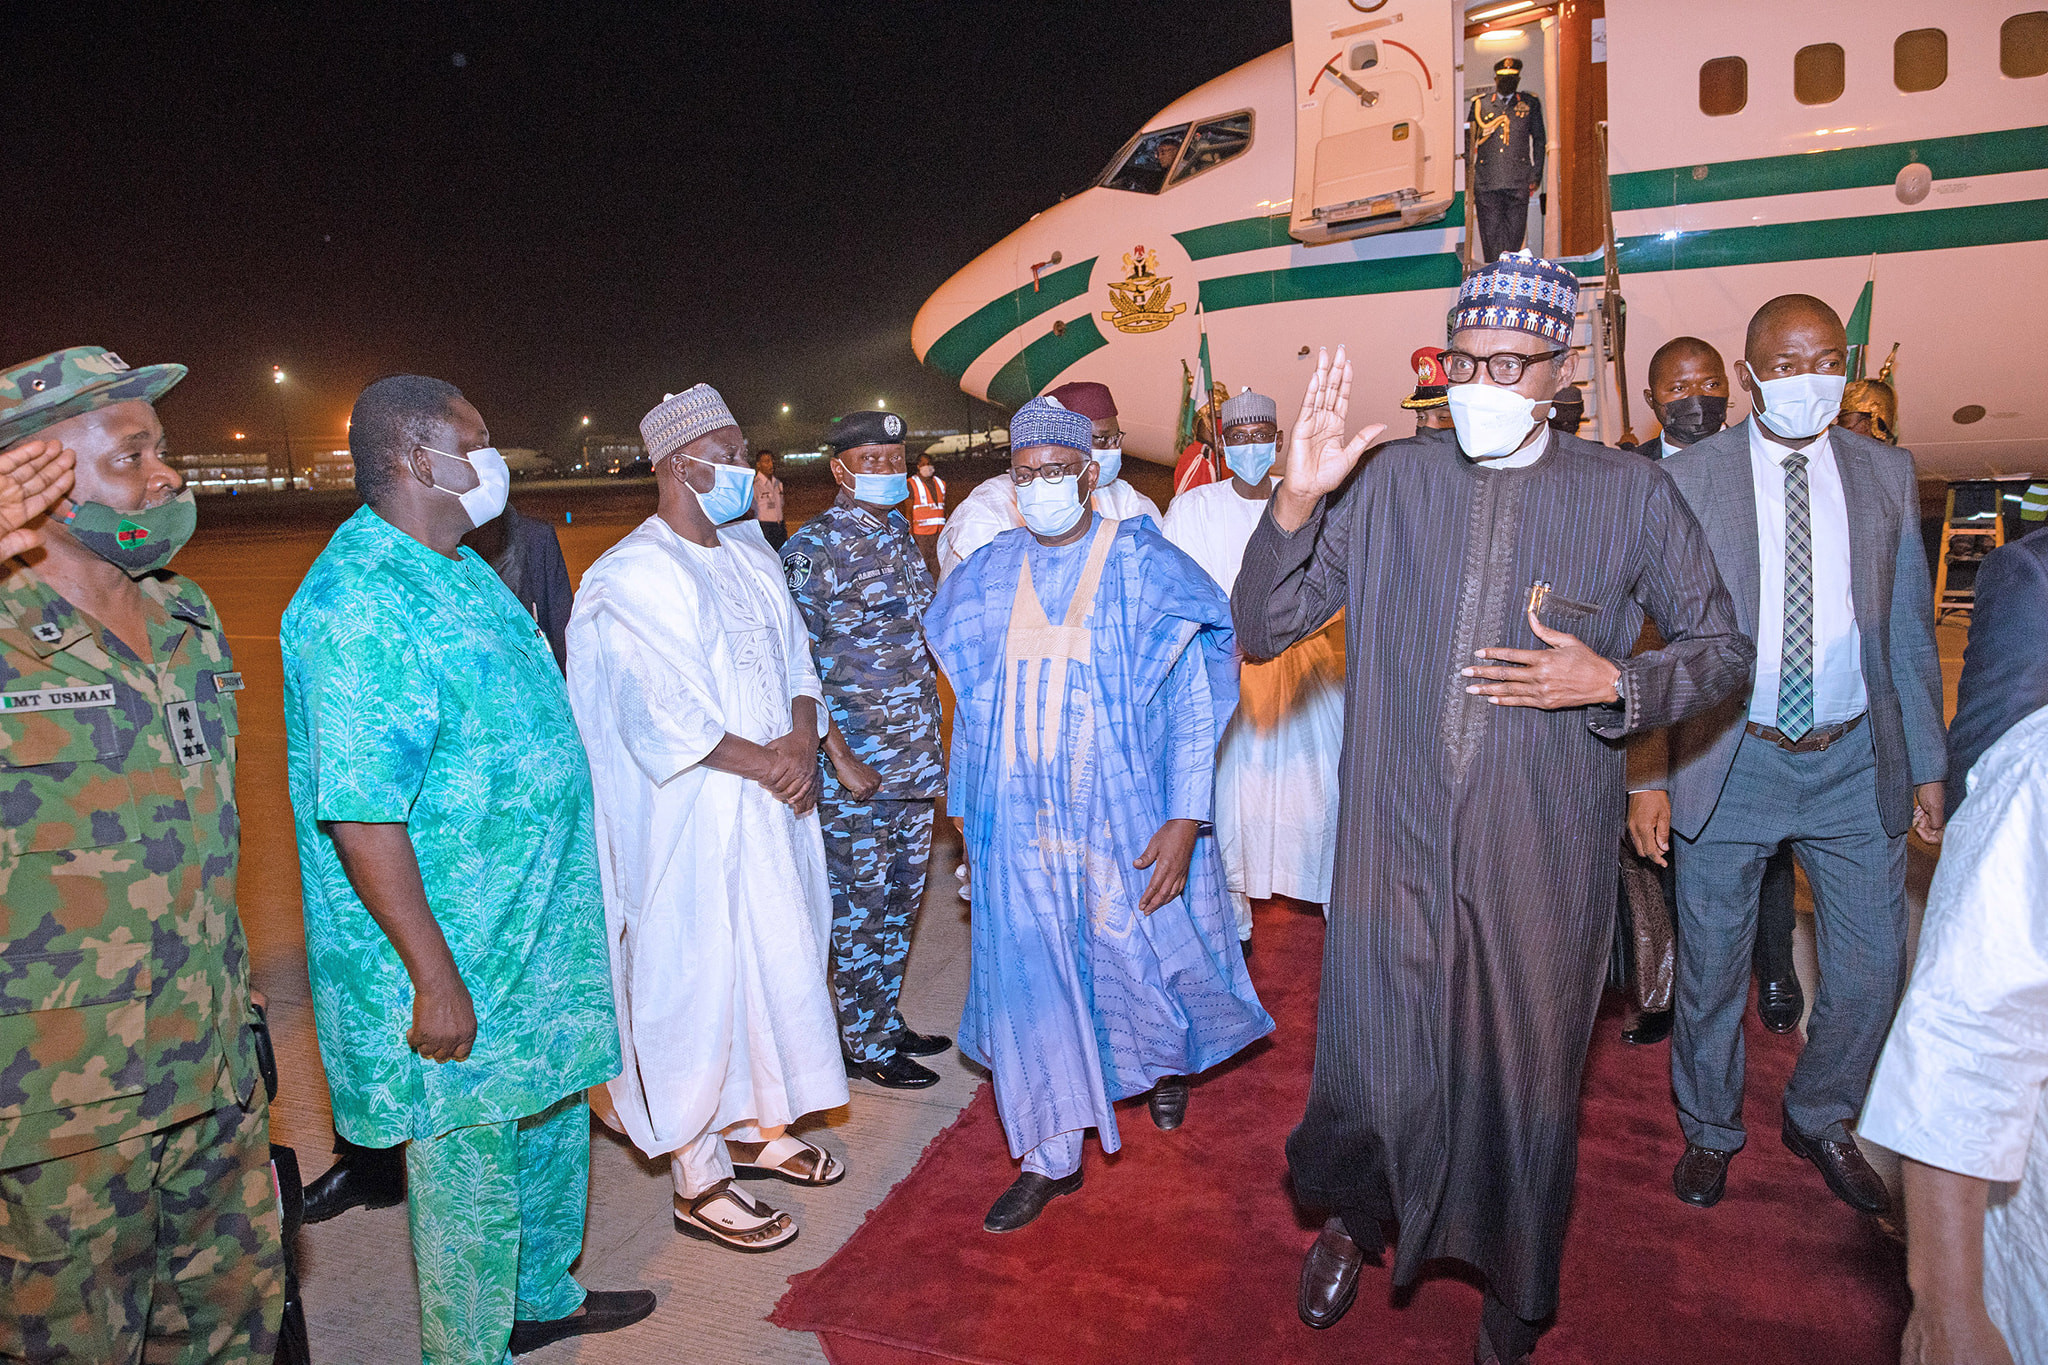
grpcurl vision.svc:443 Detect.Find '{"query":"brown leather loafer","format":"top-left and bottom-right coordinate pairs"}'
top-left (1673, 1143), bottom-right (1735, 1207)
top-left (1298, 1219), bottom-right (1363, 1329)
top-left (1782, 1120), bottom-right (1889, 1214)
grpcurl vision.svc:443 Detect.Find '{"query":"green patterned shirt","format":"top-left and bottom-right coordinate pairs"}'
top-left (0, 565), bottom-right (259, 1170)
top-left (282, 506), bottom-right (618, 1145)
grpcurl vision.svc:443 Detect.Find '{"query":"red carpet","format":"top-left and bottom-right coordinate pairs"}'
top-left (773, 902), bottom-right (1906, 1364)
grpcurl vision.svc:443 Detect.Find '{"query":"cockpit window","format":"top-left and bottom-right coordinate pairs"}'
top-left (1169, 112), bottom-right (1254, 186)
top-left (1099, 123), bottom-right (1191, 194)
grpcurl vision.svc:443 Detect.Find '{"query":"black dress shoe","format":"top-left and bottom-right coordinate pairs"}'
top-left (984, 1170), bottom-right (1082, 1232)
top-left (1297, 1219), bottom-right (1363, 1329)
top-left (1621, 1009), bottom-right (1673, 1046)
top-left (1148, 1076), bottom-right (1190, 1131)
top-left (894, 1028), bottom-right (954, 1057)
top-left (509, 1289), bottom-right (657, 1355)
top-left (844, 1051), bottom-right (940, 1089)
top-left (1673, 1143), bottom-right (1735, 1208)
top-left (299, 1151), bottom-right (406, 1225)
top-left (1782, 1120), bottom-right (1890, 1214)
top-left (1757, 976), bottom-right (1804, 1033)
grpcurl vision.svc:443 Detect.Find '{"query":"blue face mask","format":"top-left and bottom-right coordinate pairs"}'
top-left (1225, 440), bottom-right (1278, 485)
top-left (838, 461), bottom-right (909, 507)
top-left (1092, 444), bottom-right (1123, 486)
top-left (683, 456), bottom-right (756, 524)
top-left (1016, 471), bottom-right (1087, 536)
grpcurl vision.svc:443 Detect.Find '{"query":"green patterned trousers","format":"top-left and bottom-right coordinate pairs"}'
top-left (0, 1096), bottom-right (285, 1363)
top-left (406, 1092), bottom-right (590, 1365)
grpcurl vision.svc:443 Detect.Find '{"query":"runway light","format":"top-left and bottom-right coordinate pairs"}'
top-left (232, 431), bottom-right (245, 440)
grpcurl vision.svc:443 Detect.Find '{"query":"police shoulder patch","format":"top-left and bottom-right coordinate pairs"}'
top-left (785, 551), bottom-right (813, 590)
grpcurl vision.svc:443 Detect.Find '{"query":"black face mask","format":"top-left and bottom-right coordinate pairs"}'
top-left (1658, 394), bottom-right (1728, 448)
top-left (1496, 76), bottom-right (1519, 97)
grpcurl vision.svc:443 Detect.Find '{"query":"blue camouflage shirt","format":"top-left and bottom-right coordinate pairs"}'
top-left (782, 491), bottom-right (944, 799)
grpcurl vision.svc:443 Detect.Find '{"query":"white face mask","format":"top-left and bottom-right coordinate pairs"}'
top-left (423, 445), bottom-right (511, 528)
top-left (1016, 470), bottom-right (1087, 536)
top-left (1092, 444), bottom-right (1122, 486)
top-left (1446, 384), bottom-right (1544, 460)
top-left (1745, 364), bottom-right (1846, 441)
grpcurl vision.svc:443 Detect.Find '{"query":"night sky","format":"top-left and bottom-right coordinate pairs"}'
top-left (9, 3), bottom-right (1292, 458)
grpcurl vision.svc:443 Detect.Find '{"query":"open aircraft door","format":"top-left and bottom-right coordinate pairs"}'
top-left (1288, 2), bottom-right (1459, 247)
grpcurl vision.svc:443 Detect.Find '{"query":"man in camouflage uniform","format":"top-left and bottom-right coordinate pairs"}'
top-left (782, 410), bottom-right (953, 1090)
top-left (0, 347), bottom-right (283, 1362)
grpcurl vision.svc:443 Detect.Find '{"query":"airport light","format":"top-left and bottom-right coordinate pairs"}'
top-left (232, 431), bottom-right (245, 440)
top-left (272, 367), bottom-right (285, 384)
top-left (875, 399), bottom-right (886, 409)
top-left (580, 415), bottom-right (591, 426)
top-left (781, 404), bottom-right (791, 415)
top-left (270, 365), bottom-right (294, 489)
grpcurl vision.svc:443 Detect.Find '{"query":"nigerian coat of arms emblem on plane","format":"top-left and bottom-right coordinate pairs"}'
top-left (1101, 245), bottom-right (1187, 334)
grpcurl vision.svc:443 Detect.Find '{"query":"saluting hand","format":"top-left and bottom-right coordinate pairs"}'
top-left (1272, 345), bottom-right (1386, 533)
top-left (0, 439), bottom-right (76, 561)
top-left (1462, 606), bottom-right (1624, 709)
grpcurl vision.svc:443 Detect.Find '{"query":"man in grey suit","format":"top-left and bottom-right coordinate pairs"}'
top-left (1630, 295), bottom-right (1947, 1215)
top-left (1946, 523), bottom-right (2048, 817)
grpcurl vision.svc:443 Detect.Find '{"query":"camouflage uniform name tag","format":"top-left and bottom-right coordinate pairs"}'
top-left (2, 683), bottom-right (116, 713)
top-left (211, 671), bottom-right (245, 692)
top-left (164, 699), bottom-right (213, 765)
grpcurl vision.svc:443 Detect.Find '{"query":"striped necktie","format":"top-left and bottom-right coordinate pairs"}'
top-left (1775, 451), bottom-right (1815, 740)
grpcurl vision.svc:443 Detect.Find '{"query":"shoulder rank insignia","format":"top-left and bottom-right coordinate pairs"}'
top-left (30, 622), bottom-right (63, 644)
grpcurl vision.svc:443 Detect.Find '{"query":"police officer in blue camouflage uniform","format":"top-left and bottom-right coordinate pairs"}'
top-left (782, 410), bottom-right (953, 1089)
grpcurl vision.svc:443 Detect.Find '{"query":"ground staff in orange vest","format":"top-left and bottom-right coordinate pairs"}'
top-left (909, 453), bottom-right (945, 574)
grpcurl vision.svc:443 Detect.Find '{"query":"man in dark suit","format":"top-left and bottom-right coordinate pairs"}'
top-left (1629, 337), bottom-right (1803, 1038)
top-left (1631, 295), bottom-right (1947, 1216)
top-left (1947, 523), bottom-right (2048, 816)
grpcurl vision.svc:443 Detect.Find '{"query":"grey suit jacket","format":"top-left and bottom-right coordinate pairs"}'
top-left (1946, 524), bottom-right (2048, 814)
top-left (1633, 418), bottom-right (1946, 839)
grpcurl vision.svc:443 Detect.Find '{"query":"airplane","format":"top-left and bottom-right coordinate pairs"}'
top-left (910, 0), bottom-right (2048, 483)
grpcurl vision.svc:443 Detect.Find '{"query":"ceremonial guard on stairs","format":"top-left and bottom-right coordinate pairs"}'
top-left (1467, 57), bottom-right (1546, 263)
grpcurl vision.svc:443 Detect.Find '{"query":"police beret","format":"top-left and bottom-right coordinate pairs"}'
top-left (825, 409), bottom-right (907, 453)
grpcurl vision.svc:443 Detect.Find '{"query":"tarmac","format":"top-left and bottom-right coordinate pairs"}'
top-left (171, 460), bottom-right (1962, 1363)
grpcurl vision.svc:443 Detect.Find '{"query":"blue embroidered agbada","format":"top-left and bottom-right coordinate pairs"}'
top-left (925, 515), bottom-right (1273, 1162)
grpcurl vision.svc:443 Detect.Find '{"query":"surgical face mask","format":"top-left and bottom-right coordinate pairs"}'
top-left (1091, 443), bottom-right (1123, 486)
top-left (1447, 383), bottom-right (1544, 460)
top-left (1496, 76), bottom-right (1519, 97)
top-left (1016, 469), bottom-right (1087, 537)
top-left (1224, 439), bottom-right (1277, 485)
top-left (1745, 364), bottom-right (1845, 441)
top-left (421, 445), bottom-right (510, 528)
top-left (55, 488), bottom-right (198, 577)
top-left (1657, 393), bottom-right (1728, 448)
top-left (681, 455), bottom-right (756, 524)
top-left (837, 460), bottom-right (908, 506)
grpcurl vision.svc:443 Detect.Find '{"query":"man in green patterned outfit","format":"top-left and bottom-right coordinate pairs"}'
top-left (0, 347), bottom-right (284, 1362)
top-left (281, 374), bottom-right (652, 1363)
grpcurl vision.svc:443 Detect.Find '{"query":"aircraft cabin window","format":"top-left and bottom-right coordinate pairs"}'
top-left (2003, 12), bottom-right (2048, 78)
top-left (1794, 43), bottom-right (1846, 104)
top-left (1699, 56), bottom-right (1748, 116)
top-left (1894, 28), bottom-right (1948, 92)
top-left (1099, 123), bottom-right (1192, 195)
top-left (1168, 112), bottom-right (1254, 188)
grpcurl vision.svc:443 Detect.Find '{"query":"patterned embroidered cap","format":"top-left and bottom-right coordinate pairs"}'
top-left (1219, 386), bottom-right (1277, 429)
top-left (639, 383), bottom-right (738, 464)
top-left (1008, 395), bottom-right (1093, 454)
top-left (0, 346), bottom-right (187, 449)
top-left (1450, 250), bottom-right (1579, 345)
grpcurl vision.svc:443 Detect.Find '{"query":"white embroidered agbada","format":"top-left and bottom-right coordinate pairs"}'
top-left (1163, 480), bottom-right (1344, 934)
top-left (1862, 704), bottom-right (2048, 1364)
top-left (567, 515), bottom-right (847, 1186)
top-left (936, 474), bottom-right (1160, 581)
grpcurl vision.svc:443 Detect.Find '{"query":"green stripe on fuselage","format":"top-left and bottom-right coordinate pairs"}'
top-left (1174, 192), bottom-right (1465, 261)
top-left (986, 314), bottom-right (1109, 408)
top-left (1610, 124), bottom-right (2048, 214)
top-left (922, 257), bottom-right (1099, 381)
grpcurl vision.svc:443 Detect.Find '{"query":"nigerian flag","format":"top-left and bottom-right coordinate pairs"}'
top-left (1175, 360), bottom-right (1196, 452)
top-left (1846, 257), bottom-right (1876, 379)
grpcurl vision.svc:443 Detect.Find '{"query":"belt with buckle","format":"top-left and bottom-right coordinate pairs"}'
top-left (1745, 712), bottom-right (1865, 753)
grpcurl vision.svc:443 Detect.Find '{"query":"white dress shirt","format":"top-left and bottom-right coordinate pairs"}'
top-left (1746, 420), bottom-right (1865, 727)
top-left (1862, 704), bottom-right (2048, 1365)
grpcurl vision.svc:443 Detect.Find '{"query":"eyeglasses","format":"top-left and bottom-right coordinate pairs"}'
top-left (1010, 459), bottom-right (1085, 486)
top-left (1440, 347), bottom-right (1567, 385)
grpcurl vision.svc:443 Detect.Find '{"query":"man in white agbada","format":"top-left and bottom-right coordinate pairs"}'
top-left (1162, 387), bottom-right (1344, 939)
top-left (567, 384), bottom-right (849, 1255)
top-left (1861, 703), bottom-right (2048, 1365)
top-left (934, 381), bottom-right (1159, 581)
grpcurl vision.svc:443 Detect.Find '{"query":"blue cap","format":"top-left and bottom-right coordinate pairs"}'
top-left (1009, 395), bottom-right (1093, 454)
top-left (1450, 250), bottom-right (1579, 345)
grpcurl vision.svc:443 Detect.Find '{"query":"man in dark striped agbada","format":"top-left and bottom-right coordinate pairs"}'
top-left (1232, 254), bottom-right (1753, 1364)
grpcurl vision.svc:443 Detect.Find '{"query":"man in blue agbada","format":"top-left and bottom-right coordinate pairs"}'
top-left (925, 394), bottom-right (1273, 1233)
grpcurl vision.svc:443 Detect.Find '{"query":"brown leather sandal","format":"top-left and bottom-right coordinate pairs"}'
top-left (733, 1134), bottom-right (846, 1187)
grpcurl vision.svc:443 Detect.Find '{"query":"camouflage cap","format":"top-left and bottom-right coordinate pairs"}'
top-left (0, 347), bottom-right (187, 450)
